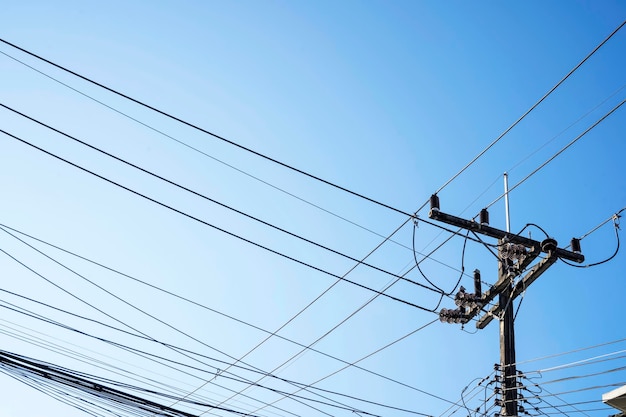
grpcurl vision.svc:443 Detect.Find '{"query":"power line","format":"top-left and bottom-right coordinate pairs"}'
top-left (0, 37), bottom-right (413, 218)
top-left (0, 246), bottom-right (431, 417)
top-left (0, 293), bottom-right (406, 417)
top-left (0, 264), bottom-right (324, 416)
top-left (510, 338), bottom-right (626, 369)
top-left (0, 222), bottom-right (448, 402)
top-left (0, 348), bottom-right (262, 417)
top-left (0, 123), bottom-right (452, 414)
top-left (432, 19), bottom-right (626, 197)
top-left (211, 220), bottom-right (468, 416)
top-left (0, 101), bottom-right (443, 294)
top-left (1, 99), bottom-right (466, 412)
top-left (0, 222), bottom-right (449, 417)
top-left (486, 99), bottom-right (625, 209)
top-left (2, 17), bottom-right (620, 416)
top-left (233, 259), bottom-right (451, 416)
top-left (0, 229), bottom-right (347, 416)
top-left (0, 47), bottom-right (443, 263)
top-left (0, 127), bottom-right (435, 311)
top-left (0, 322), bottom-right (236, 414)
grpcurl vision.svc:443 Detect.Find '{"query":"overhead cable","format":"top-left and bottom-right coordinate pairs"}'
top-left (0, 348), bottom-right (261, 417)
top-left (0, 222), bottom-right (448, 401)
top-left (508, 337), bottom-right (626, 369)
top-left (0, 296), bottom-right (395, 417)
top-left (0, 47), bottom-right (438, 261)
top-left (0, 127), bottom-right (434, 311)
top-left (486, 99), bottom-right (625, 209)
top-left (433, 19), bottom-right (626, 197)
top-left (0, 37), bottom-right (413, 218)
top-left (0, 102), bottom-right (442, 295)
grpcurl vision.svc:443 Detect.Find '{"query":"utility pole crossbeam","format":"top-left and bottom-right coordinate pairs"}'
top-left (428, 195), bottom-right (584, 417)
top-left (427, 208), bottom-right (584, 263)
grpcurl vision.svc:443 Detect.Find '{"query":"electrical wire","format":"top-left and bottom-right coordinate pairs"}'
top-left (486, 99), bottom-right (626, 209)
top-left (0, 348), bottom-right (261, 417)
top-left (0, 253), bottom-right (320, 417)
top-left (2, 23), bottom-right (600, 416)
top-left (0, 38), bottom-right (414, 219)
top-left (0, 49), bottom-right (471, 278)
top-left (2, 272), bottom-right (438, 414)
top-left (0, 117), bottom-right (457, 411)
top-left (216, 218), bottom-right (468, 416)
top-left (0, 51), bottom-right (456, 415)
top-left (211, 264), bottom-right (442, 416)
top-left (0, 222), bottom-right (449, 403)
top-left (0, 101), bottom-right (444, 296)
top-left (226, 218), bottom-right (482, 415)
top-left (519, 351), bottom-right (626, 377)
top-left (505, 382), bottom-right (626, 403)
top-left (0, 296), bottom-right (401, 417)
top-left (2, 135), bottom-right (444, 412)
top-left (509, 338), bottom-right (626, 369)
top-left (2, 19), bottom-right (623, 417)
top-left (506, 83), bottom-right (626, 176)
top-left (0, 127), bottom-right (436, 311)
top-left (560, 208), bottom-right (623, 268)
top-left (412, 221), bottom-right (468, 297)
top-left (430, 19), bottom-right (626, 196)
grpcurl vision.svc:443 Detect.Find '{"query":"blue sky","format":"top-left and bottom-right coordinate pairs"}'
top-left (0, 2), bottom-right (625, 417)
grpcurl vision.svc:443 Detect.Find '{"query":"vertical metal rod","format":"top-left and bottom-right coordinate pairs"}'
top-left (504, 172), bottom-right (511, 233)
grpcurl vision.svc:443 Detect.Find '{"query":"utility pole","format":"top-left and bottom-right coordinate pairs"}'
top-left (499, 242), bottom-right (518, 417)
top-left (428, 194), bottom-right (584, 416)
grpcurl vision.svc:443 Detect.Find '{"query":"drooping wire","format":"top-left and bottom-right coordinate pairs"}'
top-left (412, 219), bottom-right (468, 298)
top-left (560, 209), bottom-right (623, 268)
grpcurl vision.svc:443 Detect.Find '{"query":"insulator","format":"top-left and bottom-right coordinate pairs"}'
top-left (438, 308), bottom-right (448, 322)
top-left (571, 237), bottom-right (581, 253)
top-left (480, 208), bottom-right (489, 225)
top-left (430, 194), bottom-right (440, 212)
top-left (541, 238), bottom-right (557, 252)
top-left (474, 269), bottom-right (482, 297)
top-left (454, 287), bottom-right (467, 306)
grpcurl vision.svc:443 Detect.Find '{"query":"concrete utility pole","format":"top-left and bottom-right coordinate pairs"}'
top-left (428, 194), bottom-right (584, 417)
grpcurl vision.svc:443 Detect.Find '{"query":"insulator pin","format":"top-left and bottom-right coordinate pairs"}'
top-left (480, 208), bottom-right (489, 225)
top-left (430, 194), bottom-right (440, 212)
top-left (571, 238), bottom-right (581, 253)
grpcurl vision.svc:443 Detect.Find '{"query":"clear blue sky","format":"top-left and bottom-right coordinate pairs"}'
top-left (0, 2), bottom-right (625, 417)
